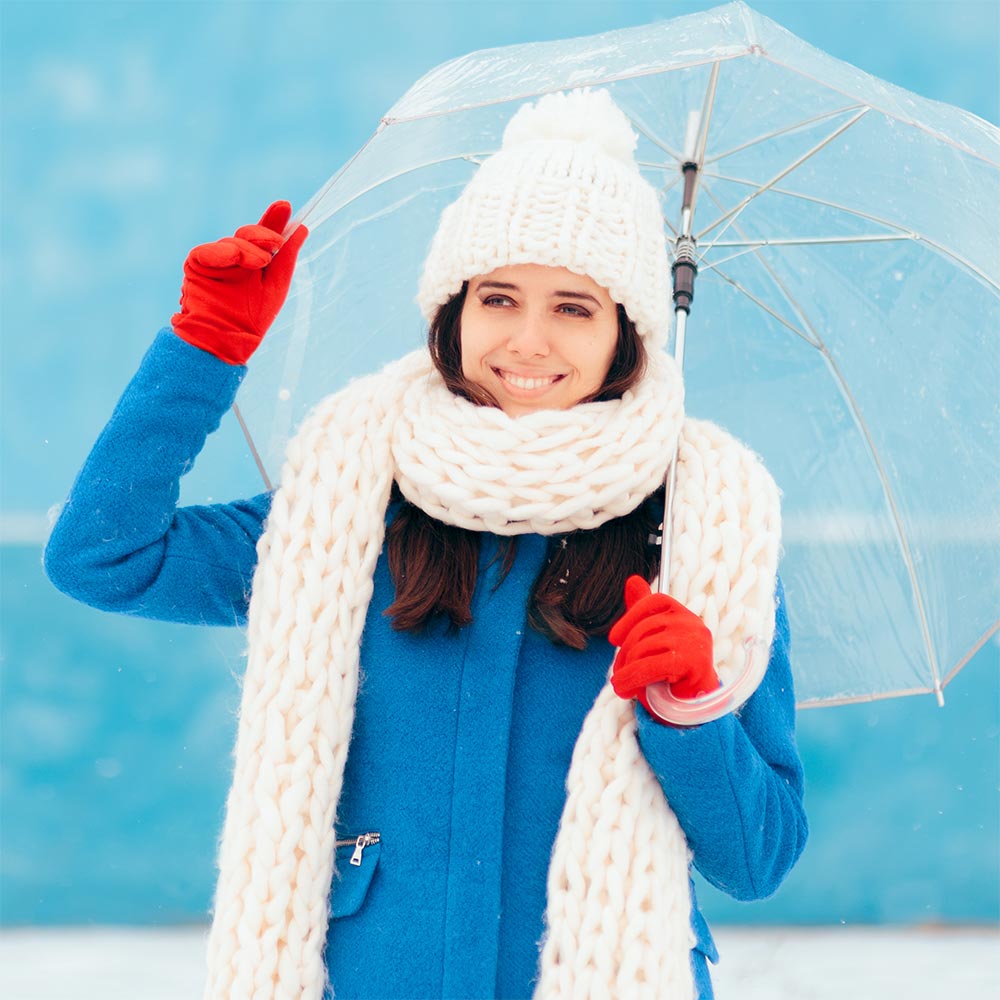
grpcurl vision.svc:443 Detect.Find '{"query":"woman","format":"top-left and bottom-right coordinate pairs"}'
top-left (45, 90), bottom-right (807, 1000)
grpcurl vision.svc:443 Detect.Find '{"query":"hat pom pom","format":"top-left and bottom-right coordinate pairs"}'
top-left (501, 89), bottom-right (637, 164)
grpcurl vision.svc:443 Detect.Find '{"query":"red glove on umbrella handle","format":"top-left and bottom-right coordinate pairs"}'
top-left (171, 201), bottom-right (308, 365)
top-left (609, 575), bottom-right (720, 719)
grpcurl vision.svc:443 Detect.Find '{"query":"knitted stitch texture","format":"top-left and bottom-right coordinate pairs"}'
top-left (393, 351), bottom-right (684, 533)
top-left (203, 350), bottom-right (780, 1000)
top-left (417, 90), bottom-right (674, 350)
top-left (536, 418), bottom-right (781, 1000)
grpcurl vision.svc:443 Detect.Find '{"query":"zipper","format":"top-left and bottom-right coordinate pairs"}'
top-left (335, 831), bottom-right (381, 866)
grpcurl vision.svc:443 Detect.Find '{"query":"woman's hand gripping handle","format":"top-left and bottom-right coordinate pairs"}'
top-left (609, 575), bottom-right (720, 723)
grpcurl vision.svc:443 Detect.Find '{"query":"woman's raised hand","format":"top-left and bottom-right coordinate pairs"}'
top-left (171, 201), bottom-right (308, 365)
top-left (609, 575), bottom-right (719, 715)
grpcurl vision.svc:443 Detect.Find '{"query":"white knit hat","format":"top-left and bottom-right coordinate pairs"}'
top-left (417, 89), bottom-right (673, 349)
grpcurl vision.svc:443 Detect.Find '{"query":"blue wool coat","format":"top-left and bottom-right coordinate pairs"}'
top-left (45, 331), bottom-right (808, 1000)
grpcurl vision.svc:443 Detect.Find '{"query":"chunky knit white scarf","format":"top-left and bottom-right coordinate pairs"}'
top-left (203, 350), bottom-right (781, 1000)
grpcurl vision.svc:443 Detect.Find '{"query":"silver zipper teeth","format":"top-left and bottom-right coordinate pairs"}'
top-left (334, 832), bottom-right (381, 848)
top-left (334, 831), bottom-right (381, 866)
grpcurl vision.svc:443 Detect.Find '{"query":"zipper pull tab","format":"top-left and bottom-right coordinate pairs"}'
top-left (350, 837), bottom-right (366, 866)
top-left (350, 832), bottom-right (380, 866)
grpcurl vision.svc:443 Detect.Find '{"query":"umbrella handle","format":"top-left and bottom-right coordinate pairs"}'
top-left (644, 635), bottom-right (769, 726)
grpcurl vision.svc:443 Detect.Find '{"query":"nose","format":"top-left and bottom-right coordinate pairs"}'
top-left (505, 311), bottom-right (550, 358)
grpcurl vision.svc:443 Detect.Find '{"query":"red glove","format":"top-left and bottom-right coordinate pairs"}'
top-left (171, 200), bottom-right (308, 365)
top-left (609, 575), bottom-right (719, 714)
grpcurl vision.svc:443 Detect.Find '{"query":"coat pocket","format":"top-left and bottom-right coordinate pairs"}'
top-left (330, 832), bottom-right (381, 919)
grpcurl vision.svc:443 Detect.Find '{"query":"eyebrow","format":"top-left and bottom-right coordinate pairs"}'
top-left (475, 280), bottom-right (604, 309)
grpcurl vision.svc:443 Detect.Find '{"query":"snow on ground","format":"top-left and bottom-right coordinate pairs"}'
top-left (0, 925), bottom-right (997, 999)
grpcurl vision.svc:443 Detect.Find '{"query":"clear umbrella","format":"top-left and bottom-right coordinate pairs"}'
top-left (236, 1), bottom-right (1000, 708)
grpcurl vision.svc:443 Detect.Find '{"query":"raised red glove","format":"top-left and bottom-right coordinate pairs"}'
top-left (171, 200), bottom-right (308, 365)
top-left (609, 575), bottom-right (719, 714)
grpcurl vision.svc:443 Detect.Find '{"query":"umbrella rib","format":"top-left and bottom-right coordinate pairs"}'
top-left (797, 686), bottom-right (938, 709)
top-left (698, 179), bottom-right (825, 347)
top-left (310, 184), bottom-right (453, 248)
top-left (299, 150), bottom-right (499, 236)
top-left (697, 246), bottom-right (761, 272)
top-left (699, 236), bottom-right (913, 274)
top-left (742, 262), bottom-right (945, 700)
top-left (232, 403), bottom-right (273, 492)
top-left (939, 619), bottom-right (1000, 690)
top-left (759, 53), bottom-right (1000, 169)
top-left (385, 51), bottom-right (998, 169)
top-left (701, 180), bottom-right (946, 700)
top-left (707, 264), bottom-right (818, 347)
top-left (701, 172), bottom-right (1000, 294)
top-left (736, 333), bottom-right (944, 705)
top-left (382, 51), bottom-right (752, 126)
top-left (293, 120), bottom-right (389, 232)
top-left (703, 234), bottom-right (915, 251)
top-left (630, 120), bottom-right (683, 164)
top-left (656, 173), bottom-right (683, 238)
top-left (704, 103), bottom-right (868, 166)
top-left (231, 112), bottom-right (377, 488)
top-left (695, 108), bottom-right (871, 247)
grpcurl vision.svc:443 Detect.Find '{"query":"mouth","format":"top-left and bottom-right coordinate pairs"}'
top-left (493, 367), bottom-right (566, 393)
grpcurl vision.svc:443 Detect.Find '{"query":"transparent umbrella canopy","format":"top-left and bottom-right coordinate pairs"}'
top-left (237, 1), bottom-right (1000, 707)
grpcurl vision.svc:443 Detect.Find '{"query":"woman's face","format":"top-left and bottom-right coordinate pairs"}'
top-left (460, 263), bottom-right (619, 417)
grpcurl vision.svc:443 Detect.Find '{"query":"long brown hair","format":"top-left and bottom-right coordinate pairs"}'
top-left (386, 282), bottom-right (663, 649)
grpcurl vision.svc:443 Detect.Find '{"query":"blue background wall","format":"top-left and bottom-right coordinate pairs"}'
top-left (2, 0), bottom-right (997, 927)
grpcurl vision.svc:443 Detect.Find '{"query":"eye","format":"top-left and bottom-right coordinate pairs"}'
top-left (482, 294), bottom-right (514, 307)
top-left (557, 302), bottom-right (592, 318)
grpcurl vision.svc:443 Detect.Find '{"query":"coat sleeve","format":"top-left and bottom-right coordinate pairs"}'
top-left (43, 328), bottom-right (272, 627)
top-left (635, 579), bottom-right (808, 901)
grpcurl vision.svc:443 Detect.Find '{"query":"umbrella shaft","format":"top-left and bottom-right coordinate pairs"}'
top-left (658, 308), bottom-right (688, 595)
top-left (681, 161), bottom-right (698, 237)
top-left (672, 243), bottom-right (697, 313)
top-left (660, 156), bottom-right (698, 593)
top-left (672, 304), bottom-right (688, 372)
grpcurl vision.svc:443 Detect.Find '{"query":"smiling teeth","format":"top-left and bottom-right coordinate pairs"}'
top-left (500, 370), bottom-right (559, 390)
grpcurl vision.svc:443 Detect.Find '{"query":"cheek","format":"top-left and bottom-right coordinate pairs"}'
top-left (586, 327), bottom-right (618, 383)
top-left (461, 312), bottom-right (505, 367)
top-left (461, 330), bottom-right (484, 371)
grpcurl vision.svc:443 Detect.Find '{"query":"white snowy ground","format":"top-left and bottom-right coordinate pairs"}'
top-left (1, 925), bottom-right (997, 999)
